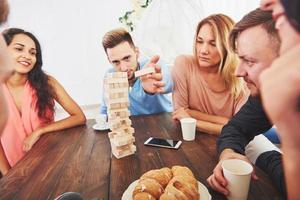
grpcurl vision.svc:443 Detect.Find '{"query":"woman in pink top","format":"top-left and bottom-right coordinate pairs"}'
top-left (172, 14), bottom-right (249, 135)
top-left (0, 28), bottom-right (86, 175)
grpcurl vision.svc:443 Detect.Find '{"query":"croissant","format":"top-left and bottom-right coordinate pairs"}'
top-left (161, 177), bottom-right (199, 200)
top-left (132, 166), bottom-right (199, 200)
top-left (171, 166), bottom-right (195, 178)
top-left (160, 166), bottom-right (199, 200)
top-left (132, 178), bottom-right (164, 199)
top-left (141, 167), bottom-right (173, 188)
top-left (133, 192), bottom-right (156, 200)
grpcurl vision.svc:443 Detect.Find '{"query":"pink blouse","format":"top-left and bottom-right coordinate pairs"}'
top-left (1, 82), bottom-right (54, 166)
top-left (172, 55), bottom-right (249, 118)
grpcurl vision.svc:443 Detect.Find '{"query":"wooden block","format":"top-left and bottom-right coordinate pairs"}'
top-left (108, 132), bottom-right (134, 139)
top-left (103, 83), bottom-right (115, 89)
top-left (112, 149), bottom-right (135, 159)
top-left (108, 119), bottom-right (132, 130)
top-left (106, 97), bottom-right (129, 104)
top-left (107, 102), bottom-right (129, 110)
top-left (112, 144), bottom-right (136, 159)
top-left (111, 143), bottom-right (135, 151)
top-left (105, 92), bottom-right (128, 100)
top-left (107, 109), bottom-right (130, 120)
top-left (121, 82), bottom-right (129, 88)
top-left (104, 87), bottom-right (128, 94)
top-left (106, 72), bottom-right (127, 78)
top-left (107, 108), bottom-right (129, 113)
top-left (134, 67), bottom-right (155, 77)
top-left (109, 118), bottom-right (131, 126)
top-left (104, 77), bottom-right (128, 84)
top-left (108, 131), bottom-right (134, 142)
top-left (107, 103), bottom-right (121, 109)
top-left (108, 126), bottom-right (135, 135)
top-left (109, 135), bottom-right (135, 146)
top-left (120, 102), bottom-right (130, 108)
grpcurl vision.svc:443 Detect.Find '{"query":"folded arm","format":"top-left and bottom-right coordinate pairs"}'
top-left (172, 107), bottom-right (229, 135)
top-left (23, 76), bottom-right (86, 151)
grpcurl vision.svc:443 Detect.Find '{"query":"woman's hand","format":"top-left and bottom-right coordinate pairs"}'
top-left (23, 128), bottom-right (42, 152)
top-left (172, 107), bottom-right (191, 121)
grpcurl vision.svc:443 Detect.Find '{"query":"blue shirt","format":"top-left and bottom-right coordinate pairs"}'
top-left (100, 58), bottom-right (173, 116)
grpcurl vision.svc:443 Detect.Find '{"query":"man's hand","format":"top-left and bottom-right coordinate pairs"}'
top-left (140, 55), bottom-right (166, 94)
top-left (207, 149), bottom-right (257, 196)
top-left (172, 107), bottom-right (191, 121)
top-left (259, 46), bottom-right (300, 148)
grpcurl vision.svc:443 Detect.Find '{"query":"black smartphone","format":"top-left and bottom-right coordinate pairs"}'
top-left (144, 137), bottom-right (182, 149)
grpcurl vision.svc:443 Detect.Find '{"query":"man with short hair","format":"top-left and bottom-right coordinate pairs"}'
top-left (206, 8), bottom-right (286, 197)
top-left (100, 28), bottom-right (172, 116)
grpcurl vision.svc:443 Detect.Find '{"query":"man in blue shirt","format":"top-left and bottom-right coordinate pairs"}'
top-left (100, 28), bottom-right (173, 116)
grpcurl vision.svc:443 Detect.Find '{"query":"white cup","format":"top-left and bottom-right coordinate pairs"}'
top-left (222, 159), bottom-right (253, 200)
top-left (95, 114), bottom-right (107, 126)
top-left (180, 118), bottom-right (196, 141)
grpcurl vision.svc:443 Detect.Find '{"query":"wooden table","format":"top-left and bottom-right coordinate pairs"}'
top-left (0, 113), bottom-right (282, 200)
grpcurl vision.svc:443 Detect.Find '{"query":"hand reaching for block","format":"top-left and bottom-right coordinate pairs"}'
top-left (138, 55), bottom-right (166, 94)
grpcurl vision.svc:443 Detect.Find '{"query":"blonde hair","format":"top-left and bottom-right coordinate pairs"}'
top-left (194, 14), bottom-right (245, 97)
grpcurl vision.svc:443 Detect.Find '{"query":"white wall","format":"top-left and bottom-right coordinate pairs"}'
top-left (5, 0), bottom-right (132, 106)
top-left (202, 0), bottom-right (260, 21)
top-left (4, 0), bottom-right (261, 107)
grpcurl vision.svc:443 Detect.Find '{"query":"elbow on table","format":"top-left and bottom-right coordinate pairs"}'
top-left (73, 112), bottom-right (87, 126)
top-left (78, 114), bottom-right (87, 125)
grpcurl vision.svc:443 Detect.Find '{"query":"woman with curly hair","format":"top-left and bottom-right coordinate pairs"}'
top-left (0, 28), bottom-right (86, 175)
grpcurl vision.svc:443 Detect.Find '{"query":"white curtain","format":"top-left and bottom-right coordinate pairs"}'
top-left (133, 0), bottom-right (204, 65)
top-left (132, 0), bottom-right (260, 65)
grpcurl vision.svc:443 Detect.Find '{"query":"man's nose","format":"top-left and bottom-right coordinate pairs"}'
top-left (119, 62), bottom-right (129, 72)
top-left (235, 64), bottom-right (247, 77)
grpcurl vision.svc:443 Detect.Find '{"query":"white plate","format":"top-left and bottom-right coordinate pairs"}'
top-left (92, 123), bottom-right (110, 131)
top-left (122, 180), bottom-right (211, 200)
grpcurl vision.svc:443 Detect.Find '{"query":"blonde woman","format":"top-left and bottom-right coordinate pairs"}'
top-left (172, 14), bottom-right (249, 135)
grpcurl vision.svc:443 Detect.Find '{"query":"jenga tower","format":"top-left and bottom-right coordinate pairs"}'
top-left (104, 72), bottom-right (136, 159)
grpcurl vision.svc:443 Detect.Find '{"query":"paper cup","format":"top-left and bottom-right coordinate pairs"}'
top-left (222, 159), bottom-right (253, 200)
top-left (180, 118), bottom-right (196, 141)
top-left (95, 114), bottom-right (107, 126)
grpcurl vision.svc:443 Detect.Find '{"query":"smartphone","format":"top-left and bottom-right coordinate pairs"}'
top-left (144, 137), bottom-right (182, 149)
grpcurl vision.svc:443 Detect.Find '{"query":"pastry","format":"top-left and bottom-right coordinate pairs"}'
top-left (141, 167), bottom-right (173, 188)
top-left (133, 192), bottom-right (156, 200)
top-left (131, 166), bottom-right (199, 200)
top-left (132, 178), bottom-right (164, 199)
top-left (171, 166), bottom-right (195, 178)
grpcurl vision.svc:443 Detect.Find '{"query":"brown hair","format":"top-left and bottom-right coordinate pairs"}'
top-left (194, 14), bottom-right (244, 97)
top-left (229, 8), bottom-right (280, 54)
top-left (102, 28), bottom-right (135, 53)
top-left (0, 0), bottom-right (9, 24)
